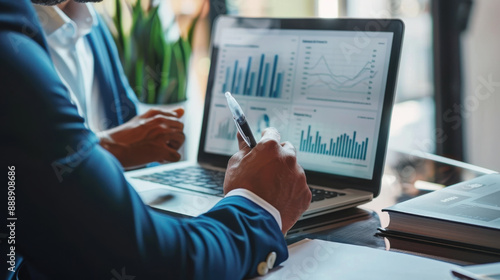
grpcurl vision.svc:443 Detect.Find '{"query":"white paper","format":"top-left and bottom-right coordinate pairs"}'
top-left (253, 239), bottom-right (460, 280)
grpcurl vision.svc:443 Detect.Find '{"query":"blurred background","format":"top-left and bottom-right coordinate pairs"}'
top-left (95, 0), bottom-right (500, 172)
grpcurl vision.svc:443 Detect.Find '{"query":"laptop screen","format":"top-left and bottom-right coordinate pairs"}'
top-left (199, 17), bottom-right (404, 193)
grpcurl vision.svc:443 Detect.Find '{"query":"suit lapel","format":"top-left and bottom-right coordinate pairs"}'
top-left (86, 26), bottom-right (121, 128)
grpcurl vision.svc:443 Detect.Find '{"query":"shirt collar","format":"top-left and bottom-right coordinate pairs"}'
top-left (34, 3), bottom-right (97, 45)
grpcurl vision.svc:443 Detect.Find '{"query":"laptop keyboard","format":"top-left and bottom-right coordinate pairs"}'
top-left (133, 166), bottom-right (346, 202)
top-left (310, 188), bottom-right (345, 202)
top-left (133, 166), bottom-right (226, 197)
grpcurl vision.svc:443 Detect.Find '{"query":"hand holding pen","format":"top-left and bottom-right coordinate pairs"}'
top-left (223, 91), bottom-right (311, 233)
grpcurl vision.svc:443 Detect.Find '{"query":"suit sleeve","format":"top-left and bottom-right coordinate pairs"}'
top-left (0, 7), bottom-right (287, 280)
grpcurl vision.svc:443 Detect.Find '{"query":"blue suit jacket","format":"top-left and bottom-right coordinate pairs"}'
top-left (0, 1), bottom-right (287, 279)
top-left (86, 12), bottom-right (138, 128)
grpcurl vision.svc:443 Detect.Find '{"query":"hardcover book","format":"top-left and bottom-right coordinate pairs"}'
top-left (380, 173), bottom-right (500, 259)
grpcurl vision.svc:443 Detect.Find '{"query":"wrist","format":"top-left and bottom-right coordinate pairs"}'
top-left (97, 131), bottom-right (125, 160)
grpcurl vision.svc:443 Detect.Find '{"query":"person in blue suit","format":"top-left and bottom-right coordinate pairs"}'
top-left (0, 0), bottom-right (311, 279)
top-left (32, 0), bottom-right (186, 169)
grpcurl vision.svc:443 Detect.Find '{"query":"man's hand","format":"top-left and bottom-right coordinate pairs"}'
top-left (99, 107), bottom-right (186, 169)
top-left (224, 128), bottom-right (311, 234)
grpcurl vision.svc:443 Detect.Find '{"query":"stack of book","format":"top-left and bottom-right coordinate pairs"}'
top-left (378, 173), bottom-right (500, 264)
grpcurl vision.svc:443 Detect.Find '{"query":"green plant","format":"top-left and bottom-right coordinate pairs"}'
top-left (107, 0), bottom-right (201, 104)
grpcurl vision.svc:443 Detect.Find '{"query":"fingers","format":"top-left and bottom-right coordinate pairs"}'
top-left (146, 114), bottom-right (184, 130)
top-left (144, 146), bottom-right (182, 163)
top-left (108, 138), bottom-right (182, 168)
top-left (260, 127), bottom-right (281, 144)
top-left (159, 145), bottom-right (182, 162)
top-left (172, 107), bottom-right (185, 118)
top-left (148, 139), bottom-right (183, 162)
top-left (236, 132), bottom-right (250, 151)
top-left (281, 141), bottom-right (297, 156)
top-left (140, 107), bottom-right (184, 119)
top-left (145, 126), bottom-right (185, 148)
top-left (228, 133), bottom-right (251, 170)
top-left (164, 131), bottom-right (186, 150)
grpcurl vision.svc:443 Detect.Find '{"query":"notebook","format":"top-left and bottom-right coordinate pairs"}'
top-left (125, 16), bottom-right (404, 219)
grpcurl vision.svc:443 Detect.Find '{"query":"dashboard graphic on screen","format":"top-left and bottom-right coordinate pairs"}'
top-left (204, 28), bottom-right (393, 179)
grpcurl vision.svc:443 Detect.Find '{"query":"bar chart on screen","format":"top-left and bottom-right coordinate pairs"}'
top-left (221, 53), bottom-right (286, 98)
top-left (294, 36), bottom-right (390, 110)
top-left (214, 34), bottom-right (298, 100)
top-left (291, 106), bottom-right (378, 177)
top-left (299, 126), bottom-right (369, 161)
top-left (204, 102), bottom-right (240, 154)
top-left (215, 118), bottom-right (237, 140)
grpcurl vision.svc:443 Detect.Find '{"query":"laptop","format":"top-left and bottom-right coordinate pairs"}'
top-left (125, 16), bottom-right (404, 219)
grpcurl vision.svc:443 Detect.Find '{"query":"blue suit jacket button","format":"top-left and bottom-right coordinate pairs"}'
top-left (266, 252), bottom-right (277, 269)
top-left (257, 261), bottom-right (269, 276)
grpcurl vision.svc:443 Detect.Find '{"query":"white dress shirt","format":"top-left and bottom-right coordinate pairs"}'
top-left (34, 3), bottom-right (106, 132)
top-left (33, 2), bottom-right (283, 231)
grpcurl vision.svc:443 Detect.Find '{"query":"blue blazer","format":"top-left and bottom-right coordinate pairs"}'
top-left (0, 1), bottom-right (287, 279)
top-left (86, 13), bottom-right (138, 128)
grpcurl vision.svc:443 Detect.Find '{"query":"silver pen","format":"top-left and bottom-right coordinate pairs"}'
top-left (225, 92), bottom-right (257, 148)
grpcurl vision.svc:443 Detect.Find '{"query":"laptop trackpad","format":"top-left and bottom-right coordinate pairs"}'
top-left (138, 188), bottom-right (220, 217)
top-left (139, 188), bottom-right (175, 205)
